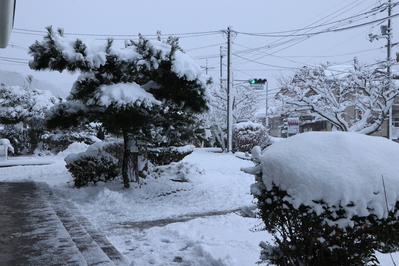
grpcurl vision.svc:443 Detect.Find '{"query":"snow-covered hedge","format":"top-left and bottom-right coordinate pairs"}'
top-left (65, 141), bottom-right (194, 187)
top-left (65, 141), bottom-right (123, 187)
top-left (148, 145), bottom-right (195, 166)
top-left (232, 121), bottom-right (270, 153)
top-left (0, 125), bottom-right (33, 155)
top-left (242, 132), bottom-right (399, 265)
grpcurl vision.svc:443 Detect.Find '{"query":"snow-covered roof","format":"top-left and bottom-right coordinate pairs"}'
top-left (247, 131), bottom-right (399, 228)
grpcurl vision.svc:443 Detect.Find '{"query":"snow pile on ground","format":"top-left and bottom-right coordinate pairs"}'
top-left (250, 131), bottom-right (399, 227)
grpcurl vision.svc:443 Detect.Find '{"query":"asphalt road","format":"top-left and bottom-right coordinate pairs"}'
top-left (0, 181), bottom-right (86, 265)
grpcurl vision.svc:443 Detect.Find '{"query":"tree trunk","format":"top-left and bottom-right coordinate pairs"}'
top-left (122, 131), bottom-right (139, 188)
top-left (137, 142), bottom-right (148, 179)
top-left (212, 125), bottom-right (226, 152)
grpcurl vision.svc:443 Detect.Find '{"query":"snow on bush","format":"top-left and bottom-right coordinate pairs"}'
top-left (148, 145), bottom-right (195, 166)
top-left (242, 131), bottom-right (399, 265)
top-left (151, 161), bottom-right (204, 183)
top-left (64, 141), bottom-right (123, 187)
top-left (233, 121), bottom-right (270, 153)
top-left (56, 142), bottom-right (89, 158)
top-left (247, 131), bottom-right (399, 222)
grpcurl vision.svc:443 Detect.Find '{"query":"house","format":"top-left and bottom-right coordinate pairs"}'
top-left (267, 63), bottom-right (399, 140)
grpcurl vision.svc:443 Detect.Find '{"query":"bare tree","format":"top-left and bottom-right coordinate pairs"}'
top-left (205, 83), bottom-right (259, 151)
top-left (277, 62), bottom-right (398, 135)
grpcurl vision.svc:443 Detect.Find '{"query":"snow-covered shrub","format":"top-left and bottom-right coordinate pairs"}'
top-left (55, 142), bottom-right (89, 159)
top-left (151, 161), bottom-right (203, 182)
top-left (0, 125), bottom-right (31, 155)
top-left (242, 132), bottom-right (399, 265)
top-left (232, 122), bottom-right (270, 153)
top-left (65, 141), bottom-right (123, 187)
top-left (148, 145), bottom-right (194, 166)
top-left (40, 130), bottom-right (97, 154)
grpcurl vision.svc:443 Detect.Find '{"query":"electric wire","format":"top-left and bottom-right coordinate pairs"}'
top-left (2, 2), bottom-right (395, 85)
top-left (12, 27), bottom-right (223, 39)
top-left (231, 1), bottom-right (374, 66)
top-left (236, 4), bottom-right (385, 37)
top-left (232, 2), bottom-right (388, 70)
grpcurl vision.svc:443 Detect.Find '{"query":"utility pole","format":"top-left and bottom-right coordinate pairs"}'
top-left (265, 80), bottom-right (269, 129)
top-left (220, 46), bottom-right (224, 91)
top-left (387, 0), bottom-right (393, 140)
top-left (369, 1), bottom-right (394, 139)
top-left (226, 26), bottom-right (233, 152)
top-left (201, 59), bottom-right (214, 75)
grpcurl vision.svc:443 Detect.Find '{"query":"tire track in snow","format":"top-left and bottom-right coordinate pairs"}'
top-left (116, 205), bottom-right (256, 230)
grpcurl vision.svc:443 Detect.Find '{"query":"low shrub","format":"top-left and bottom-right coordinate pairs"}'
top-left (41, 131), bottom-right (97, 155)
top-left (242, 142), bottom-right (399, 266)
top-left (148, 145), bottom-right (194, 166)
top-left (233, 122), bottom-right (271, 153)
top-left (65, 141), bottom-right (193, 187)
top-left (0, 125), bottom-right (32, 155)
top-left (65, 141), bottom-right (123, 187)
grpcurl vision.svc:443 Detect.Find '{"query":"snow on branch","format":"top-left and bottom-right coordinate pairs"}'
top-left (91, 82), bottom-right (162, 108)
top-left (276, 63), bottom-right (399, 135)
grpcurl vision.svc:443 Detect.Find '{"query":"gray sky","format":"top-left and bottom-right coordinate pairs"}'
top-left (0, 0), bottom-right (396, 96)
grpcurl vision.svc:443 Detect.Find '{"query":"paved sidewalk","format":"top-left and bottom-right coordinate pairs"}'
top-left (0, 182), bottom-right (129, 266)
top-left (0, 157), bottom-right (54, 168)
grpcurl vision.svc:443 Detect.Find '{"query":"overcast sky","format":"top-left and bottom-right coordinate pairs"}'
top-left (0, 0), bottom-right (396, 97)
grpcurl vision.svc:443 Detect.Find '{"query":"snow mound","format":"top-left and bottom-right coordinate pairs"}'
top-left (56, 142), bottom-right (89, 159)
top-left (254, 131), bottom-right (399, 222)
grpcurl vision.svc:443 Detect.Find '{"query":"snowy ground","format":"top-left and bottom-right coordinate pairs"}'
top-left (0, 145), bottom-right (270, 265)
top-left (0, 142), bottom-right (398, 265)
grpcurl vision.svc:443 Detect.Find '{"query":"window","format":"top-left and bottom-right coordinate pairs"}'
top-left (393, 118), bottom-right (399, 128)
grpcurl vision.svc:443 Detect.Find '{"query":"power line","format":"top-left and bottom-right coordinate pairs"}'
top-left (236, 5), bottom-right (384, 37)
top-left (12, 27), bottom-right (223, 39)
top-left (235, 12), bottom-right (399, 38)
top-left (233, 53), bottom-right (300, 70)
top-left (231, 2), bottom-right (391, 69)
top-left (231, 1), bottom-right (380, 67)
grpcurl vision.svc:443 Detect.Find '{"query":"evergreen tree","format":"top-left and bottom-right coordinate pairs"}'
top-left (29, 27), bottom-right (210, 188)
top-left (0, 83), bottom-right (57, 154)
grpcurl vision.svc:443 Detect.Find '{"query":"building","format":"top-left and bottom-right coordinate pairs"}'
top-left (266, 64), bottom-right (399, 140)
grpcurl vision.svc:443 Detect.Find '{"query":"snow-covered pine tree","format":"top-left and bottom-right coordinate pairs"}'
top-left (29, 27), bottom-right (210, 188)
top-left (0, 83), bottom-right (57, 154)
top-left (0, 83), bottom-right (56, 125)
